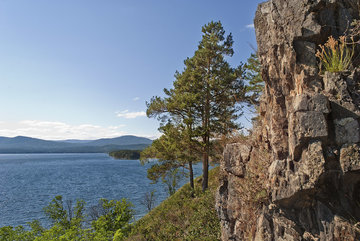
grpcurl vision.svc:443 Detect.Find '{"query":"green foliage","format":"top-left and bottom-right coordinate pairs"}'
top-left (35, 224), bottom-right (88, 241)
top-left (43, 196), bottom-right (69, 228)
top-left (190, 21), bottom-right (246, 159)
top-left (244, 53), bottom-right (264, 106)
top-left (91, 198), bottom-right (134, 240)
top-left (128, 167), bottom-right (221, 241)
top-left (146, 162), bottom-right (184, 196)
top-left (0, 225), bottom-right (39, 241)
top-left (109, 150), bottom-right (141, 160)
top-left (163, 168), bottom-right (183, 196)
top-left (141, 122), bottom-right (198, 191)
top-left (1, 196), bottom-right (134, 241)
top-left (316, 35), bottom-right (354, 73)
top-left (185, 190), bottom-right (221, 240)
top-left (28, 220), bottom-right (45, 238)
top-left (43, 195), bottom-right (85, 230)
top-left (146, 21), bottom-right (247, 192)
top-left (141, 123), bottom-right (192, 166)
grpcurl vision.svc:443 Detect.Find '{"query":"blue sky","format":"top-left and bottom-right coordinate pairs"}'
top-left (0, 0), bottom-right (264, 140)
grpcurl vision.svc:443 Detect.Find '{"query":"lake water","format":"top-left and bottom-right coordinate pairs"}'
top-left (0, 153), bottom-right (202, 228)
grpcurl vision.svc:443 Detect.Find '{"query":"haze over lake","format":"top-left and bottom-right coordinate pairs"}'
top-left (0, 153), bottom-right (202, 228)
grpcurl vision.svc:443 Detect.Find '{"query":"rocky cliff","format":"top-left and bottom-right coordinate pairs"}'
top-left (216, 0), bottom-right (360, 240)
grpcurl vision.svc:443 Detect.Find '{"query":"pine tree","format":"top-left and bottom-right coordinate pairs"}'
top-left (244, 53), bottom-right (263, 106)
top-left (140, 122), bottom-right (196, 192)
top-left (145, 21), bottom-right (246, 192)
top-left (144, 57), bottom-right (201, 190)
top-left (190, 21), bottom-right (246, 191)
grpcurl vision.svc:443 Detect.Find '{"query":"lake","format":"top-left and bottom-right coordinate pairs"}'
top-left (0, 153), bottom-right (202, 228)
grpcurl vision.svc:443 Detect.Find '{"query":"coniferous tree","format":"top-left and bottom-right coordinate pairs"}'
top-left (141, 122), bottom-right (198, 191)
top-left (144, 58), bottom-right (201, 190)
top-left (190, 21), bottom-right (246, 191)
top-left (145, 21), bottom-right (246, 192)
top-left (244, 53), bottom-right (263, 106)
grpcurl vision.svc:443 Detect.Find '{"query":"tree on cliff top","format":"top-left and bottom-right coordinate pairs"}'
top-left (145, 21), bottom-right (247, 191)
top-left (192, 21), bottom-right (246, 191)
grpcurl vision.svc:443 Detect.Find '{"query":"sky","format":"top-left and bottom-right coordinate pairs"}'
top-left (0, 0), bottom-right (264, 140)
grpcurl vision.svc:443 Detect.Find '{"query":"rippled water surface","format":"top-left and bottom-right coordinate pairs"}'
top-left (0, 153), bottom-right (202, 228)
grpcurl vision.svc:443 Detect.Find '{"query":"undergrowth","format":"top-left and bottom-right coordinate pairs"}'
top-left (127, 167), bottom-right (221, 241)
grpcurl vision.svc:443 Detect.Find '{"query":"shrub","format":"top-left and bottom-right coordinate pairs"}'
top-left (0, 197), bottom-right (134, 241)
top-left (91, 198), bottom-right (134, 240)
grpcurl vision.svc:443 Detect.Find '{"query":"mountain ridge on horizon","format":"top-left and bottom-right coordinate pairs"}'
top-left (0, 135), bottom-right (152, 154)
top-left (0, 134), bottom-right (153, 142)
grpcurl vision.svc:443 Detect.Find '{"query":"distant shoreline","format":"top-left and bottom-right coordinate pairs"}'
top-left (109, 150), bottom-right (141, 160)
top-left (0, 135), bottom-right (151, 154)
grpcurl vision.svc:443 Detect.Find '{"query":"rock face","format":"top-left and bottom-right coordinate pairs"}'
top-left (216, 0), bottom-right (360, 240)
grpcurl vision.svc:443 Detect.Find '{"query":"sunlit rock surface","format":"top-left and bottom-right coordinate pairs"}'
top-left (216, 0), bottom-right (360, 240)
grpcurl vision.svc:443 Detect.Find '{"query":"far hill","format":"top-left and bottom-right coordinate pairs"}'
top-left (0, 135), bottom-right (152, 154)
top-left (84, 135), bottom-right (152, 147)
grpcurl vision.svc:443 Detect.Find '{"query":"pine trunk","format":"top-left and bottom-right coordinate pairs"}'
top-left (189, 160), bottom-right (194, 189)
top-left (202, 70), bottom-right (211, 192)
top-left (202, 150), bottom-right (209, 192)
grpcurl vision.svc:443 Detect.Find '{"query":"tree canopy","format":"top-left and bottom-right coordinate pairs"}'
top-left (244, 53), bottom-right (263, 106)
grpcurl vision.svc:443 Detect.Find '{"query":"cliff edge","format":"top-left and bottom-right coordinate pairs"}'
top-left (216, 0), bottom-right (360, 240)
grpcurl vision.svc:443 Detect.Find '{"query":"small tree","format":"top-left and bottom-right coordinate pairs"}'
top-left (141, 190), bottom-right (157, 212)
top-left (144, 159), bottom-right (183, 196)
top-left (91, 198), bottom-right (134, 239)
top-left (43, 195), bottom-right (85, 230)
top-left (40, 196), bottom-right (86, 240)
top-left (141, 122), bottom-right (198, 191)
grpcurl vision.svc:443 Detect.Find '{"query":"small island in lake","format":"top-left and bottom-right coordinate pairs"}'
top-left (109, 150), bottom-right (141, 160)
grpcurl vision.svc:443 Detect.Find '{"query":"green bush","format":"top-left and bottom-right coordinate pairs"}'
top-left (0, 196), bottom-right (134, 241)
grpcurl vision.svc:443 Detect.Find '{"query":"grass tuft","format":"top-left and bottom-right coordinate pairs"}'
top-left (316, 35), bottom-right (355, 73)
